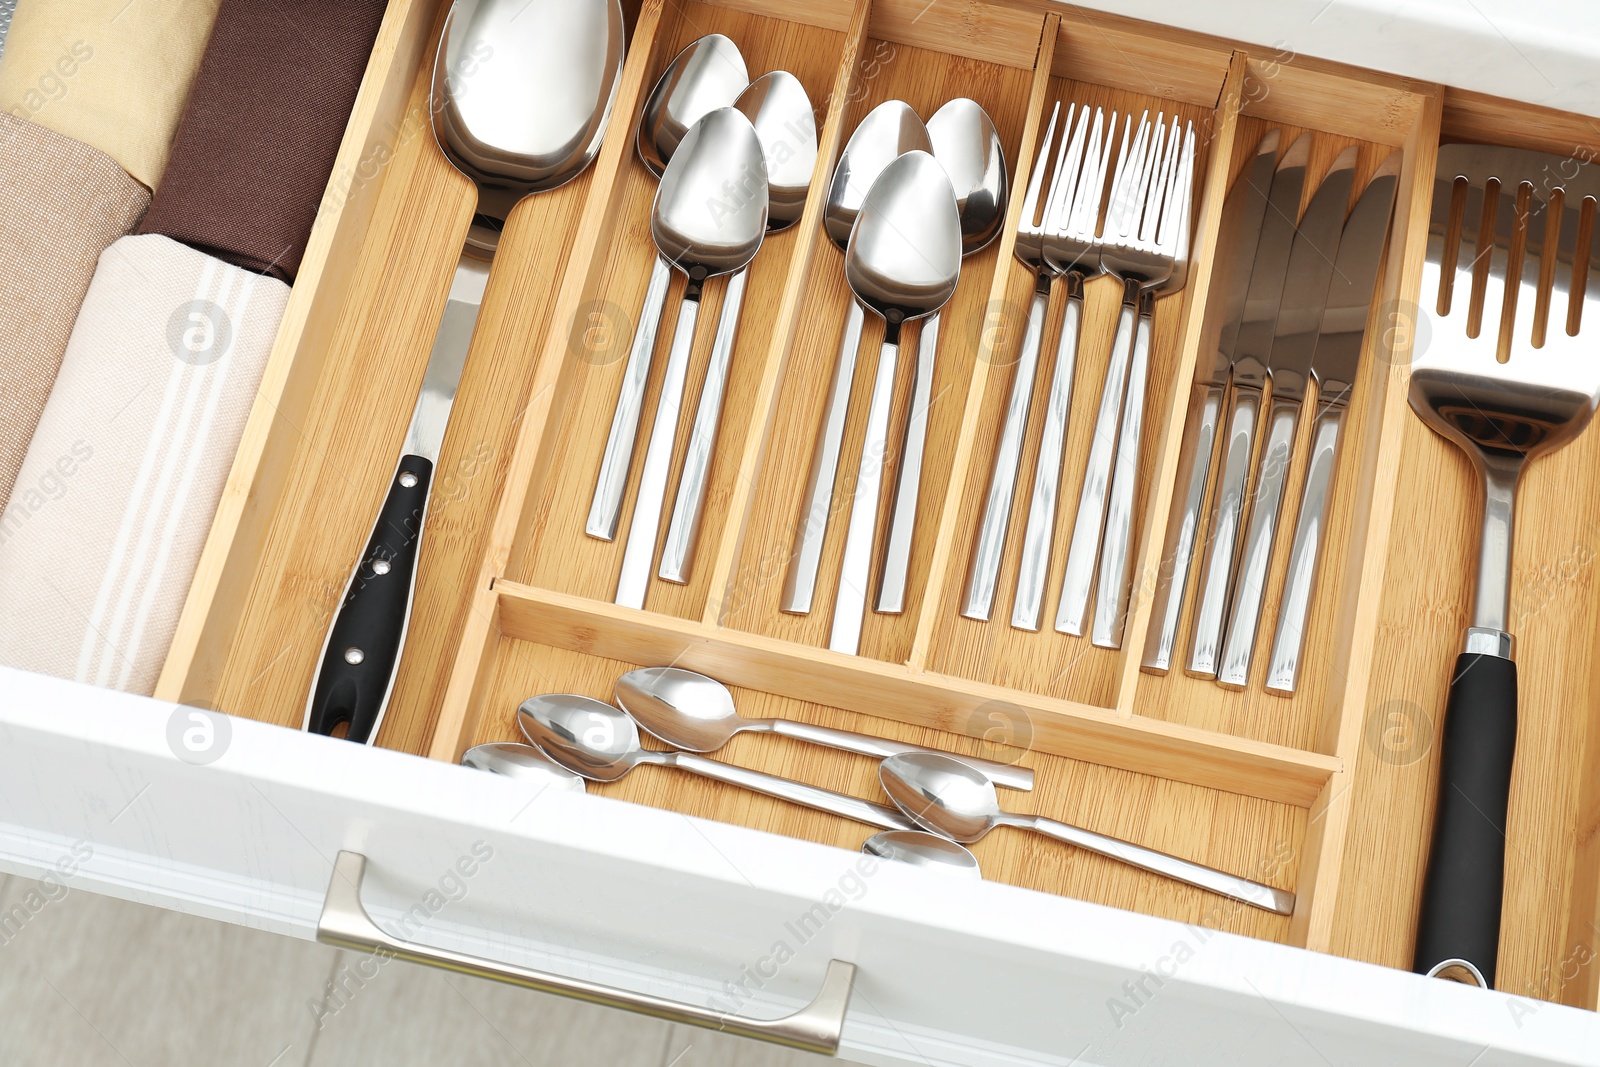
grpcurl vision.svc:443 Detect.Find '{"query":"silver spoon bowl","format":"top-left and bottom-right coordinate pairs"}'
top-left (862, 830), bottom-right (981, 879)
top-left (462, 742), bottom-right (587, 793)
top-left (879, 752), bottom-right (1295, 914)
top-left (615, 666), bottom-right (1034, 790)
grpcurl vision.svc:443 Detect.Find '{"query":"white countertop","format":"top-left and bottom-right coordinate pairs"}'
top-left (1062, 0), bottom-right (1600, 124)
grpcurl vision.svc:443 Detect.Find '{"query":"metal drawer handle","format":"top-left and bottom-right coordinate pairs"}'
top-left (317, 851), bottom-right (857, 1055)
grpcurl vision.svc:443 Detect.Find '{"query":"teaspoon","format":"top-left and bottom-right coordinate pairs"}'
top-left (462, 742), bottom-right (587, 793)
top-left (862, 830), bottom-right (981, 878)
top-left (879, 752), bottom-right (1295, 914)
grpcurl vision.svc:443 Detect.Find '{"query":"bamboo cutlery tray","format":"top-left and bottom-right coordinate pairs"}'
top-left (143, 0), bottom-right (1600, 1010)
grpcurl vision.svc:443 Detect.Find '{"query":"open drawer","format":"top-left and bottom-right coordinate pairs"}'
top-left (5, 0), bottom-right (1600, 1062)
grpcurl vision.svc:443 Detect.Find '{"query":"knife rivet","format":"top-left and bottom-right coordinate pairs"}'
top-left (344, 647), bottom-right (365, 665)
top-left (372, 559), bottom-right (391, 576)
top-left (399, 471), bottom-right (418, 488)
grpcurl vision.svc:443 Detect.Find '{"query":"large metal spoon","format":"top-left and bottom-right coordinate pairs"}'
top-left (613, 108), bottom-right (768, 607)
top-left (658, 71), bottom-right (817, 584)
top-left (782, 101), bottom-right (930, 616)
top-left (615, 666), bottom-right (1034, 790)
top-left (879, 752), bottom-right (1295, 914)
top-left (877, 98), bottom-right (1007, 614)
top-left (830, 151), bottom-right (962, 654)
top-left (588, 35), bottom-right (748, 543)
top-left (862, 830), bottom-right (981, 878)
top-left (519, 694), bottom-right (916, 830)
top-left (304, 0), bottom-right (624, 744)
top-left (462, 742), bottom-right (587, 793)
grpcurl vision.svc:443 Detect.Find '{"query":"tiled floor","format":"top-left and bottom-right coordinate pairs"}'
top-left (0, 873), bottom-right (855, 1067)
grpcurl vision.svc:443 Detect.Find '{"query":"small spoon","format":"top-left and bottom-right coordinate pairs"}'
top-left (879, 753), bottom-right (1295, 914)
top-left (877, 99), bottom-right (1008, 614)
top-left (862, 830), bottom-right (981, 878)
top-left (613, 108), bottom-right (768, 607)
top-left (830, 151), bottom-right (962, 654)
top-left (782, 100), bottom-right (931, 615)
top-left (518, 694), bottom-right (916, 830)
top-left (615, 666), bottom-right (1035, 790)
top-left (589, 34), bottom-right (749, 543)
top-left (658, 70), bottom-right (818, 584)
top-left (462, 742), bottom-right (587, 793)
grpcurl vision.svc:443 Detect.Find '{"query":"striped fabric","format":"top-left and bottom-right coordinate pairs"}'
top-left (0, 233), bottom-right (288, 694)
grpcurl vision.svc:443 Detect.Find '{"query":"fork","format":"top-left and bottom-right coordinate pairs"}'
top-left (1056, 114), bottom-right (1196, 645)
top-left (1409, 144), bottom-right (1600, 989)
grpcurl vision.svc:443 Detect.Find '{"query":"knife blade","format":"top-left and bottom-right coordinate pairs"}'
top-left (303, 251), bottom-right (489, 744)
top-left (1142, 128), bottom-right (1281, 674)
top-left (1187, 133), bottom-right (1310, 678)
top-left (1217, 147), bottom-right (1357, 689)
top-left (1266, 151), bottom-right (1401, 694)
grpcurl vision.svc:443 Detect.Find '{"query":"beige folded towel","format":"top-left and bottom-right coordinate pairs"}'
top-left (0, 110), bottom-right (150, 508)
top-left (0, 233), bottom-right (288, 695)
top-left (0, 0), bottom-right (222, 188)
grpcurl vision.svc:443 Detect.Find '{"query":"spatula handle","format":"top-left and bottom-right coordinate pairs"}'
top-left (1413, 652), bottom-right (1517, 989)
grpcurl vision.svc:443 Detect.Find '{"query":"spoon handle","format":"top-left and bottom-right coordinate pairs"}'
top-left (1015, 813), bottom-right (1294, 915)
top-left (658, 267), bottom-right (748, 585)
top-left (588, 255), bottom-right (673, 541)
top-left (670, 752), bottom-right (915, 831)
top-left (616, 292), bottom-right (701, 609)
top-left (770, 718), bottom-right (1035, 792)
top-left (876, 311), bottom-right (938, 615)
top-left (829, 334), bottom-right (898, 655)
top-left (783, 301), bottom-right (867, 615)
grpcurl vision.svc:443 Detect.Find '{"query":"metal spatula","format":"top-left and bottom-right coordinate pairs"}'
top-left (1410, 143), bottom-right (1600, 988)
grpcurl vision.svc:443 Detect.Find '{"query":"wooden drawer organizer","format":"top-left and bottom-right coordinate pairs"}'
top-left (147, 0), bottom-right (1600, 1010)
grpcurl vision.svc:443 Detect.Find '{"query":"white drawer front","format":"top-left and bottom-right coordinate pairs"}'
top-left (0, 667), bottom-right (1595, 1065)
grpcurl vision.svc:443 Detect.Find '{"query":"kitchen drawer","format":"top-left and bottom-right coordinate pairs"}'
top-left (5, 0), bottom-right (1600, 1062)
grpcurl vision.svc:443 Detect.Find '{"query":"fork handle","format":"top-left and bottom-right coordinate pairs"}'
top-left (1090, 296), bottom-right (1154, 649)
top-left (1413, 652), bottom-right (1517, 989)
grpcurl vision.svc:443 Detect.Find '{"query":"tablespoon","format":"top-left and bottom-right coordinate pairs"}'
top-left (862, 831), bottom-right (981, 878)
top-left (879, 752), bottom-right (1294, 914)
top-left (615, 666), bottom-right (1034, 789)
top-left (518, 694), bottom-right (916, 830)
top-left (613, 108), bottom-right (768, 607)
top-left (829, 150), bottom-right (962, 654)
top-left (658, 70), bottom-right (817, 584)
top-left (588, 35), bottom-right (748, 542)
top-left (461, 742), bottom-right (587, 793)
top-left (877, 98), bottom-right (1007, 614)
top-left (782, 101), bottom-right (930, 615)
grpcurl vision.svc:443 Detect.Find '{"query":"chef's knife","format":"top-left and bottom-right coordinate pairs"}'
top-left (1186, 133), bottom-right (1309, 678)
top-left (1265, 152), bottom-right (1400, 695)
top-left (1215, 147), bottom-right (1357, 689)
top-left (1142, 129), bottom-right (1280, 674)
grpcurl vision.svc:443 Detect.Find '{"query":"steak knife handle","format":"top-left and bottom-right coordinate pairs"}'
top-left (1413, 652), bottom-right (1517, 989)
top-left (306, 455), bottom-right (434, 744)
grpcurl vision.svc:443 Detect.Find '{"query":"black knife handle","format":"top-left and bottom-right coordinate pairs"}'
top-left (1413, 652), bottom-right (1517, 988)
top-left (305, 455), bottom-right (434, 744)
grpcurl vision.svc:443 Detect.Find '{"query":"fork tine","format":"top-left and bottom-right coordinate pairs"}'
top-left (1160, 121), bottom-right (1197, 256)
top-left (1107, 110), bottom-right (1153, 239)
top-left (1138, 115), bottom-right (1179, 244)
top-left (1149, 118), bottom-right (1186, 248)
top-left (1069, 107), bottom-right (1111, 235)
top-left (1020, 102), bottom-right (1060, 231)
top-left (1047, 103), bottom-right (1092, 235)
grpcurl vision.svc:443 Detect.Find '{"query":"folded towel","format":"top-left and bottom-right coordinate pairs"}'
top-left (0, 111), bottom-right (150, 508)
top-left (0, 233), bottom-right (288, 695)
top-left (137, 0), bottom-right (388, 283)
top-left (0, 0), bottom-right (221, 189)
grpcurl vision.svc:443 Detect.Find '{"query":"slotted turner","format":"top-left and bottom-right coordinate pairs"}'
top-left (1410, 143), bottom-right (1600, 989)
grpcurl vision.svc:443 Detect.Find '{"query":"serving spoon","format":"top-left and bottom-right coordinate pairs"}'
top-left (613, 108), bottom-right (768, 607)
top-left (862, 830), bottom-right (981, 878)
top-left (588, 35), bottom-right (748, 543)
top-left (518, 694), bottom-right (916, 830)
top-left (830, 150), bottom-right (962, 654)
top-left (658, 70), bottom-right (818, 584)
top-left (879, 752), bottom-right (1294, 914)
top-left (615, 666), bottom-right (1034, 790)
top-left (305, 0), bottom-right (624, 744)
top-left (877, 98), bottom-right (1007, 614)
top-left (782, 101), bottom-right (931, 615)
top-left (462, 742), bottom-right (587, 793)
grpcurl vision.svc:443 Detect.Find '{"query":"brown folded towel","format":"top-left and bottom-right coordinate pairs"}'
top-left (136, 0), bottom-right (388, 283)
top-left (0, 111), bottom-right (150, 509)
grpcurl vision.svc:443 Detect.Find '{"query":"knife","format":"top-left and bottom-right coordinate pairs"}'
top-left (1186, 133), bottom-right (1310, 678)
top-left (1142, 129), bottom-right (1280, 674)
top-left (1215, 147), bottom-right (1357, 689)
top-left (1265, 153), bottom-right (1401, 695)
